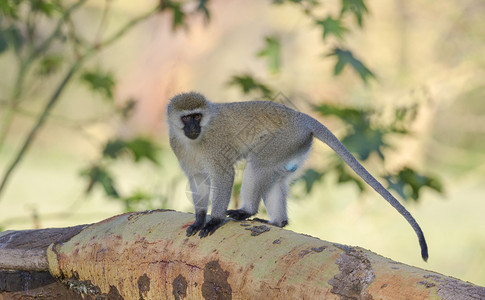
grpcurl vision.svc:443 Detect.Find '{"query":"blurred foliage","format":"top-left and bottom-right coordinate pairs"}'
top-left (316, 17), bottom-right (348, 40)
top-left (160, 0), bottom-right (187, 30)
top-left (300, 169), bottom-right (325, 194)
top-left (102, 137), bottom-right (161, 164)
top-left (80, 136), bottom-right (163, 211)
top-left (298, 102), bottom-right (443, 199)
top-left (385, 167), bottom-right (443, 202)
top-left (257, 36), bottom-right (282, 74)
top-left (327, 48), bottom-right (376, 84)
top-left (81, 70), bottom-right (116, 100)
top-left (81, 164), bottom-right (119, 199)
top-left (160, 0), bottom-right (211, 30)
top-left (0, 0), bottom-right (443, 217)
top-left (0, 0), bottom-right (161, 206)
top-left (341, 0), bottom-right (368, 26)
top-left (227, 74), bottom-right (273, 99)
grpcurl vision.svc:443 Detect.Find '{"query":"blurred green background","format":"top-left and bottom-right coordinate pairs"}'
top-left (1, 0), bottom-right (484, 286)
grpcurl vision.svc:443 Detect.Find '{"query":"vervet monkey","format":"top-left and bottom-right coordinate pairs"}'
top-left (167, 92), bottom-right (428, 261)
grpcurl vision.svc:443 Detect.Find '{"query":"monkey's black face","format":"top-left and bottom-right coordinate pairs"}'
top-left (181, 113), bottom-right (202, 139)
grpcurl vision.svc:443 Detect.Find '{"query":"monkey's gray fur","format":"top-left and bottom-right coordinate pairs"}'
top-left (167, 92), bottom-right (428, 261)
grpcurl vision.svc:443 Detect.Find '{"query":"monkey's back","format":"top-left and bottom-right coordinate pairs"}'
top-left (200, 101), bottom-right (313, 166)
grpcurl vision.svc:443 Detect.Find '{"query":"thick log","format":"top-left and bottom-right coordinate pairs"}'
top-left (0, 225), bottom-right (87, 271)
top-left (29, 210), bottom-right (482, 299)
top-left (0, 225), bottom-right (89, 299)
top-left (1, 211), bottom-right (484, 299)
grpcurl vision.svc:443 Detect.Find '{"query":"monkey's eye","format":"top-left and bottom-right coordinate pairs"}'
top-left (181, 115), bottom-right (190, 122)
top-left (193, 114), bottom-right (202, 120)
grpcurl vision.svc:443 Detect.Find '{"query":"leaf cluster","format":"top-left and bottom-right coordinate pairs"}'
top-left (80, 137), bottom-right (163, 211)
top-left (81, 70), bottom-right (116, 100)
top-left (0, 0), bottom-right (160, 205)
top-left (299, 102), bottom-right (443, 201)
top-left (232, 0), bottom-right (374, 100)
top-left (0, 0), bottom-right (444, 214)
top-left (159, 0), bottom-right (211, 30)
top-left (385, 168), bottom-right (443, 202)
top-left (227, 74), bottom-right (274, 99)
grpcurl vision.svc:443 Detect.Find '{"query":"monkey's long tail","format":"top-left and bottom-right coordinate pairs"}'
top-left (307, 116), bottom-right (428, 261)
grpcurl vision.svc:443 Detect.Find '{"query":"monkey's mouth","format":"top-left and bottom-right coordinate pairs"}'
top-left (184, 129), bottom-right (201, 140)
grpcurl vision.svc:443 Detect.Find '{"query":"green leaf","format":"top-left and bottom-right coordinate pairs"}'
top-left (315, 103), bottom-right (387, 160)
top-left (315, 17), bottom-right (348, 40)
top-left (122, 190), bottom-right (153, 212)
top-left (80, 165), bottom-right (119, 198)
top-left (38, 55), bottom-right (63, 75)
top-left (0, 0), bottom-right (20, 18)
top-left (7, 25), bottom-right (23, 53)
top-left (327, 48), bottom-right (375, 83)
top-left (385, 167), bottom-right (444, 202)
top-left (160, 1), bottom-right (186, 30)
top-left (119, 99), bottom-right (137, 119)
top-left (81, 70), bottom-right (116, 100)
top-left (102, 139), bottom-right (126, 159)
top-left (125, 137), bottom-right (160, 164)
top-left (390, 104), bottom-right (418, 134)
top-left (335, 161), bottom-right (365, 192)
top-left (101, 137), bottom-right (160, 164)
top-left (257, 36), bottom-right (281, 74)
top-left (227, 74), bottom-right (273, 98)
top-left (385, 175), bottom-right (407, 200)
top-left (341, 0), bottom-right (368, 27)
top-left (197, 0), bottom-right (211, 21)
top-left (314, 103), bottom-right (370, 128)
top-left (0, 25), bottom-right (24, 53)
top-left (342, 127), bottom-right (387, 161)
top-left (300, 168), bottom-right (324, 193)
top-left (30, 0), bottom-right (61, 17)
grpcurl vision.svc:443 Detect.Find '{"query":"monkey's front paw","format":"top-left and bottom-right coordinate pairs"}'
top-left (186, 223), bottom-right (203, 236)
top-left (227, 209), bottom-right (253, 220)
top-left (199, 218), bottom-right (224, 238)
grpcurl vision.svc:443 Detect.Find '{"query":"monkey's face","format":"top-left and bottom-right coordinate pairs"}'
top-left (181, 113), bottom-right (202, 140)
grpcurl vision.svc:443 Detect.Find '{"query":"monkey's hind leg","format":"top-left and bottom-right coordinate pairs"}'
top-left (227, 160), bottom-right (269, 221)
top-left (263, 178), bottom-right (289, 227)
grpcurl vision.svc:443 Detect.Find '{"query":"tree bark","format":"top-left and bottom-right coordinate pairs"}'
top-left (1, 210), bottom-right (484, 299)
top-left (0, 225), bottom-right (89, 299)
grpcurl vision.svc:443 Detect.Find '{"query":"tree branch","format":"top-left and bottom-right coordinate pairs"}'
top-left (0, 60), bottom-right (83, 200)
top-left (1, 211), bottom-right (483, 299)
top-left (0, 6), bottom-right (159, 202)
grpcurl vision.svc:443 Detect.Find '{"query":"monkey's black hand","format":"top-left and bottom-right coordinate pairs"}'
top-left (186, 211), bottom-right (207, 236)
top-left (186, 222), bottom-right (203, 236)
top-left (227, 209), bottom-right (253, 220)
top-left (199, 218), bottom-right (224, 238)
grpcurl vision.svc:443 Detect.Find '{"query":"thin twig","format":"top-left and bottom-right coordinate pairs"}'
top-left (94, 0), bottom-right (112, 46)
top-left (33, 0), bottom-right (88, 56)
top-left (0, 59), bottom-right (84, 199)
top-left (0, 0), bottom-right (89, 150)
top-left (0, 6), bottom-right (159, 202)
top-left (97, 7), bottom-right (159, 49)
